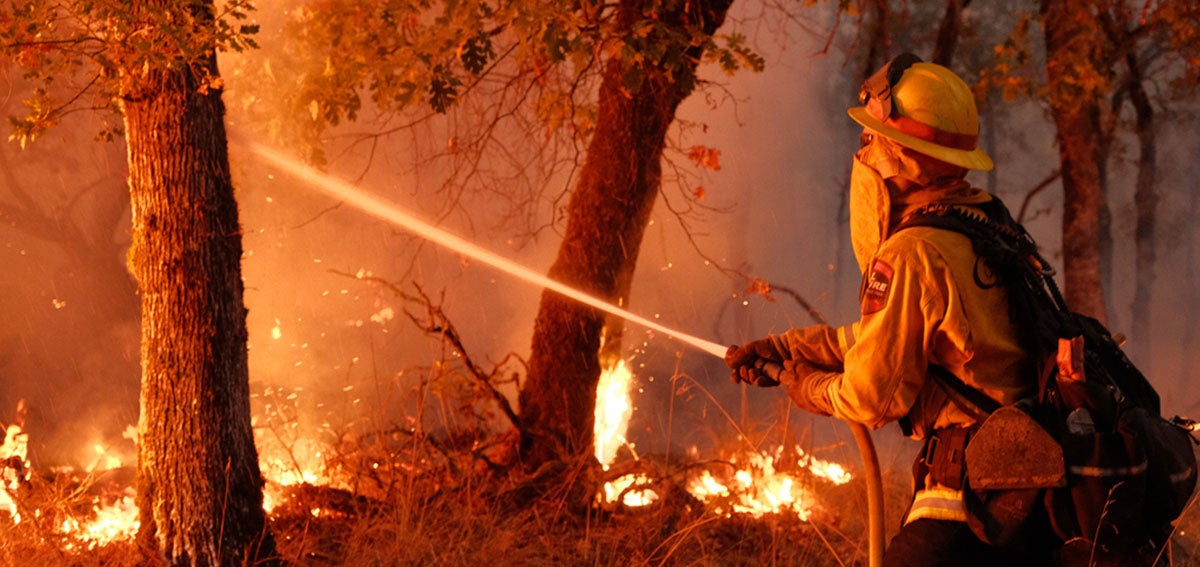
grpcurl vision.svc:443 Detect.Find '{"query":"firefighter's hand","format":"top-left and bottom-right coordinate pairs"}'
top-left (725, 338), bottom-right (786, 368)
top-left (779, 358), bottom-right (834, 416)
top-left (733, 362), bottom-right (782, 387)
top-left (726, 343), bottom-right (783, 387)
top-left (776, 358), bottom-right (818, 386)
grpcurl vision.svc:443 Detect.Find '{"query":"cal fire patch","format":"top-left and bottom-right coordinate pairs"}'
top-left (861, 259), bottom-right (894, 315)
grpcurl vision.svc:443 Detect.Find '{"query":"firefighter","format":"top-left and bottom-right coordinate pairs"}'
top-left (726, 55), bottom-right (1054, 566)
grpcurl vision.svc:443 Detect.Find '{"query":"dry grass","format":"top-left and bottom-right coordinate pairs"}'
top-left (266, 461), bottom-right (865, 567)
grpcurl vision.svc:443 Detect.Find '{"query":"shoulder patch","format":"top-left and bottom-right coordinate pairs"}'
top-left (861, 259), bottom-right (894, 315)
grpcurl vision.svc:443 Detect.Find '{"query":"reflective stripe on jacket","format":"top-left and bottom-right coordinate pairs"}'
top-left (906, 483), bottom-right (968, 524)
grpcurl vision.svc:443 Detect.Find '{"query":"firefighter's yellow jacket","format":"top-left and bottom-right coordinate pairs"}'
top-left (762, 140), bottom-right (1038, 521)
top-left (771, 192), bottom-right (1035, 436)
top-left (783, 201), bottom-right (1035, 436)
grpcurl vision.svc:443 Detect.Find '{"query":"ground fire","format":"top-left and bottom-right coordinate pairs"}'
top-left (594, 358), bottom-right (851, 519)
top-left (0, 409), bottom-right (139, 550)
top-left (1, 351), bottom-right (855, 556)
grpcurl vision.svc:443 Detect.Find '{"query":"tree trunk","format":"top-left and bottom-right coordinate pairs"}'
top-left (864, 0), bottom-right (892, 76)
top-left (931, 0), bottom-right (968, 66)
top-left (1042, 0), bottom-right (1109, 324)
top-left (122, 6), bottom-right (276, 564)
top-left (1126, 53), bottom-right (1157, 364)
top-left (519, 0), bottom-right (733, 468)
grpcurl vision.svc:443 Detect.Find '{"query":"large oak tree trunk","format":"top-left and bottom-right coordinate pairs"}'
top-left (518, 0), bottom-right (732, 468)
top-left (122, 7), bottom-right (276, 564)
top-left (1042, 0), bottom-right (1110, 324)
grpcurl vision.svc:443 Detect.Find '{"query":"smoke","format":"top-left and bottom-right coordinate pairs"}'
top-left (0, 104), bottom-right (138, 466)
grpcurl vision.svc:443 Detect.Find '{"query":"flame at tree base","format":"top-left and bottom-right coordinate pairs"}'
top-left (592, 358), bottom-right (851, 520)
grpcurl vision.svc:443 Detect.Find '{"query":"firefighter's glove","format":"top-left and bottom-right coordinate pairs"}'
top-left (779, 358), bottom-right (834, 416)
top-left (725, 340), bottom-right (785, 387)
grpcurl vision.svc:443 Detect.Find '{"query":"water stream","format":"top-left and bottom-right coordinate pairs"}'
top-left (239, 138), bottom-right (729, 360)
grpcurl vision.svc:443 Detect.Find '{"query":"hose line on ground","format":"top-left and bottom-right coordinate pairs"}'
top-left (759, 361), bottom-right (885, 567)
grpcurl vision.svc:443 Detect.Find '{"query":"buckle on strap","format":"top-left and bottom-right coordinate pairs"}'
top-left (921, 427), bottom-right (973, 491)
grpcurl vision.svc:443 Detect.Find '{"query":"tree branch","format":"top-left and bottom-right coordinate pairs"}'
top-left (1016, 169), bottom-right (1062, 224)
top-left (329, 271), bottom-right (524, 431)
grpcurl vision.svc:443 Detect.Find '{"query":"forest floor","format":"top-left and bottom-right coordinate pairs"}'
top-left (3, 452), bottom-right (1200, 566)
top-left (0, 450), bottom-right (894, 566)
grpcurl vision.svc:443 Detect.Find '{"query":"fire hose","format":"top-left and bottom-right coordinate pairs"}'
top-left (756, 360), bottom-right (885, 567)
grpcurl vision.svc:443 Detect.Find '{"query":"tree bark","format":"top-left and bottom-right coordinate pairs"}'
top-left (518, 0), bottom-right (733, 468)
top-left (864, 0), bottom-right (892, 77)
top-left (931, 0), bottom-right (968, 67)
top-left (122, 4), bottom-right (276, 564)
top-left (1041, 0), bottom-right (1110, 324)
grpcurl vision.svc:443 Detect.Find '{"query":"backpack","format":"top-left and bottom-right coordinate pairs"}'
top-left (897, 198), bottom-right (1198, 557)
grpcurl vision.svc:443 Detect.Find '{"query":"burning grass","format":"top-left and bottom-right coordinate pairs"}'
top-left (263, 453), bottom-right (869, 566)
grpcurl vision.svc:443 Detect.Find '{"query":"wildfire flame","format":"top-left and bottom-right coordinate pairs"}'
top-left (2, 353), bottom-right (855, 555)
top-left (1, 423), bottom-right (30, 523)
top-left (595, 358), bottom-right (635, 467)
top-left (0, 389), bottom-right (342, 539)
top-left (259, 438), bottom-right (327, 515)
top-left (594, 359), bottom-right (659, 507)
top-left (0, 416), bottom-right (142, 549)
top-left (60, 489), bottom-right (140, 550)
top-left (592, 357), bottom-right (851, 518)
top-left (686, 446), bottom-right (850, 520)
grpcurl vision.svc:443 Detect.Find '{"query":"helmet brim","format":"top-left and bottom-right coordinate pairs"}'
top-left (848, 107), bottom-right (994, 171)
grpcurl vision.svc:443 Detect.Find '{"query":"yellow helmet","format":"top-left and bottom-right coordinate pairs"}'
top-left (848, 54), bottom-right (993, 171)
